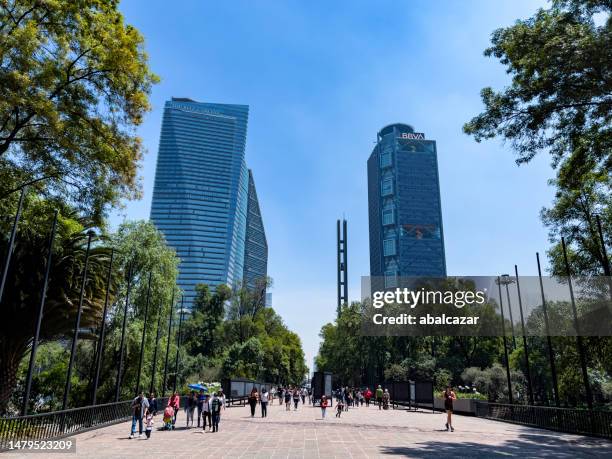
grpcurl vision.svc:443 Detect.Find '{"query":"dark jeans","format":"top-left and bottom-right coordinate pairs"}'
top-left (145, 429), bottom-right (151, 438)
top-left (249, 401), bottom-right (257, 417)
top-left (202, 411), bottom-right (211, 429)
top-left (261, 402), bottom-right (267, 417)
top-left (377, 397), bottom-right (382, 409)
top-left (365, 398), bottom-right (370, 406)
top-left (293, 399), bottom-right (299, 409)
top-left (130, 415), bottom-right (143, 435)
top-left (211, 412), bottom-right (220, 432)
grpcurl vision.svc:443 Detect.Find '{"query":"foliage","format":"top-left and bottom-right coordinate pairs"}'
top-left (180, 282), bottom-right (308, 386)
top-left (0, 0), bottom-right (158, 221)
top-left (463, 0), bottom-right (611, 182)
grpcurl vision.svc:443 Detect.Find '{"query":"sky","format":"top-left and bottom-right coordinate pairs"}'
top-left (113, 0), bottom-right (555, 371)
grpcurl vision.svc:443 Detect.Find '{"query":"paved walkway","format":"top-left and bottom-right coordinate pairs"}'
top-left (9, 401), bottom-right (612, 458)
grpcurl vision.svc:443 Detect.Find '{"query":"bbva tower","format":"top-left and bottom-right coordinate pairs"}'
top-left (367, 123), bottom-right (446, 287)
top-left (150, 98), bottom-right (267, 308)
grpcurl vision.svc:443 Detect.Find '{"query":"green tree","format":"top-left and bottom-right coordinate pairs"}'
top-left (0, 0), bottom-right (158, 220)
top-left (463, 0), bottom-right (611, 181)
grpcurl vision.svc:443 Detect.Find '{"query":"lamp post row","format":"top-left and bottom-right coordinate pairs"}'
top-left (3, 192), bottom-right (611, 412)
top-left (1, 205), bottom-right (182, 414)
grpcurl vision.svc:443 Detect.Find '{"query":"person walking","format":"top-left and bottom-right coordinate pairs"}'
top-left (269, 386), bottom-right (276, 405)
top-left (210, 392), bottom-right (222, 432)
top-left (293, 388), bottom-right (300, 410)
top-left (382, 388), bottom-right (390, 410)
top-left (320, 395), bottom-right (328, 419)
top-left (364, 387), bottom-right (372, 407)
top-left (301, 387), bottom-right (307, 405)
top-left (149, 392), bottom-right (158, 416)
top-left (144, 412), bottom-right (154, 439)
top-left (261, 388), bottom-right (269, 417)
top-left (443, 386), bottom-right (457, 432)
top-left (248, 387), bottom-right (259, 417)
top-left (185, 391), bottom-right (197, 427)
top-left (376, 385), bottom-right (384, 410)
top-left (167, 391), bottom-right (180, 427)
top-left (197, 390), bottom-right (206, 428)
top-left (129, 392), bottom-right (149, 439)
top-left (284, 388), bottom-right (292, 411)
top-left (201, 393), bottom-right (211, 431)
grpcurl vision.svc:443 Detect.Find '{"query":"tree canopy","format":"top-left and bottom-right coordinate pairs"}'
top-left (0, 0), bottom-right (158, 221)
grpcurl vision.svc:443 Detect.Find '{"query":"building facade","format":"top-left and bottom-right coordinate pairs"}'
top-left (242, 169), bottom-right (268, 290)
top-left (367, 123), bottom-right (446, 287)
top-left (150, 98), bottom-right (267, 307)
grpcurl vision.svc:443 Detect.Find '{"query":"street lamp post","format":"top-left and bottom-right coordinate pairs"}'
top-left (92, 249), bottom-right (114, 405)
top-left (135, 272), bottom-right (152, 395)
top-left (561, 237), bottom-right (594, 411)
top-left (62, 230), bottom-right (95, 411)
top-left (115, 263), bottom-right (133, 402)
top-left (22, 210), bottom-right (58, 415)
top-left (172, 296), bottom-right (185, 393)
top-left (161, 290), bottom-right (175, 397)
top-left (0, 187), bottom-right (26, 304)
top-left (514, 265), bottom-right (534, 405)
top-left (496, 276), bottom-right (514, 405)
top-left (150, 305), bottom-right (163, 395)
top-left (536, 252), bottom-right (560, 407)
top-left (500, 274), bottom-right (517, 349)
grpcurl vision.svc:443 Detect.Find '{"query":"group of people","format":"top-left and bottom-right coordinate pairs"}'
top-left (246, 386), bottom-right (311, 417)
top-left (179, 389), bottom-right (225, 432)
top-left (128, 388), bottom-right (226, 439)
top-left (334, 385), bottom-right (390, 412)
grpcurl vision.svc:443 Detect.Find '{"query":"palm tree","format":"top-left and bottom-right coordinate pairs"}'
top-left (0, 201), bottom-right (117, 413)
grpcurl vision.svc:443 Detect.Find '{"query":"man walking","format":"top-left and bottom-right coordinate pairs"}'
top-left (210, 392), bottom-right (222, 432)
top-left (129, 392), bottom-right (149, 439)
top-left (376, 385), bottom-right (384, 410)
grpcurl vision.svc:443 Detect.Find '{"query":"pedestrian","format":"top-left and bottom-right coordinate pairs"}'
top-left (218, 389), bottom-right (226, 411)
top-left (197, 389), bottom-right (206, 428)
top-left (149, 392), bottom-right (158, 416)
top-left (144, 412), bottom-right (154, 439)
top-left (293, 388), bottom-right (300, 410)
top-left (336, 399), bottom-right (344, 417)
top-left (321, 395), bottom-right (328, 419)
top-left (261, 388), bottom-right (269, 417)
top-left (202, 393), bottom-right (211, 431)
top-left (376, 385), bottom-right (383, 410)
top-left (364, 387), bottom-right (372, 407)
top-left (443, 386), bottom-right (457, 432)
top-left (301, 387), bottom-right (306, 405)
top-left (186, 391), bottom-right (197, 427)
top-left (248, 387), bottom-right (259, 417)
top-left (284, 388), bottom-right (292, 411)
top-left (129, 391), bottom-right (149, 439)
top-left (269, 386), bottom-right (276, 405)
top-left (382, 388), bottom-right (390, 410)
top-left (167, 391), bottom-right (180, 426)
top-left (278, 386), bottom-right (284, 405)
top-left (162, 405), bottom-right (174, 430)
top-left (210, 392), bottom-right (222, 432)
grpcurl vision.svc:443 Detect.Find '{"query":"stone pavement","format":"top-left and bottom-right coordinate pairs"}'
top-left (7, 401), bottom-right (612, 458)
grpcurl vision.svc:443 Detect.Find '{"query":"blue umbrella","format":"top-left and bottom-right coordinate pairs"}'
top-left (188, 383), bottom-right (208, 392)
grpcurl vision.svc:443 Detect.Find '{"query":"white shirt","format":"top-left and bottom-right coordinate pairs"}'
top-left (260, 392), bottom-right (269, 403)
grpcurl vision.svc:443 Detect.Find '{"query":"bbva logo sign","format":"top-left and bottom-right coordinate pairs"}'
top-left (399, 132), bottom-right (425, 140)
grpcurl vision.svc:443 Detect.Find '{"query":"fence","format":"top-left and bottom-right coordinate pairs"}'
top-left (0, 397), bottom-right (172, 450)
top-left (475, 401), bottom-right (612, 439)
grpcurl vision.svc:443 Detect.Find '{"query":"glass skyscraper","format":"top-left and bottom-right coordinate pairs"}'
top-left (367, 123), bottom-right (446, 287)
top-left (150, 98), bottom-right (267, 307)
top-left (242, 169), bottom-right (268, 290)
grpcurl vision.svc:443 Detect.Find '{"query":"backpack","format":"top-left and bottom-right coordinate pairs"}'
top-left (211, 398), bottom-right (221, 413)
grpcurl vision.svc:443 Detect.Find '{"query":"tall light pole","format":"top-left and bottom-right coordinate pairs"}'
top-left (92, 249), bottom-right (114, 405)
top-left (0, 187), bottom-right (26, 304)
top-left (499, 274), bottom-right (517, 349)
top-left (62, 230), bottom-right (95, 411)
top-left (135, 272), bottom-right (152, 394)
top-left (496, 276), bottom-right (513, 405)
top-left (514, 266), bottom-right (534, 405)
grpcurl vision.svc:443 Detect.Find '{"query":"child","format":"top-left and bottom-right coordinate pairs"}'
top-left (336, 400), bottom-right (344, 417)
top-left (320, 395), bottom-right (328, 419)
top-left (145, 413), bottom-right (154, 438)
top-left (163, 405), bottom-right (174, 430)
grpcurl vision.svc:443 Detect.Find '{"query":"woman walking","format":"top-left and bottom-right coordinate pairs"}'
top-left (261, 388), bottom-right (269, 417)
top-left (293, 388), bottom-right (300, 410)
top-left (284, 388), bottom-right (292, 411)
top-left (320, 395), bottom-right (328, 419)
top-left (443, 386), bottom-right (457, 432)
top-left (248, 387), bottom-right (259, 418)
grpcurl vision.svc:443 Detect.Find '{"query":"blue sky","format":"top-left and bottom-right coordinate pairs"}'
top-left (114, 0), bottom-right (555, 370)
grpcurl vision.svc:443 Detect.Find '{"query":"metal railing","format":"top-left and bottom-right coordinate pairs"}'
top-left (0, 397), bottom-right (174, 450)
top-left (475, 401), bottom-right (612, 439)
